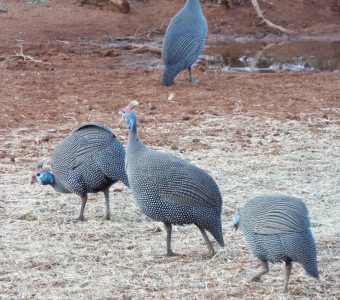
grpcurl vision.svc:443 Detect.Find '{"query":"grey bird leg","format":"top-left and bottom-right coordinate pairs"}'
top-left (164, 223), bottom-right (179, 257)
top-left (251, 261), bottom-right (269, 282)
top-left (103, 188), bottom-right (111, 220)
top-left (66, 195), bottom-right (87, 222)
top-left (283, 261), bottom-right (292, 293)
top-left (196, 225), bottom-right (215, 258)
top-left (188, 66), bottom-right (200, 84)
top-left (78, 195), bottom-right (88, 221)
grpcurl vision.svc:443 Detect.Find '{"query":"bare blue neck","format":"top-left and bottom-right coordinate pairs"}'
top-left (127, 111), bottom-right (147, 154)
top-left (185, 0), bottom-right (202, 10)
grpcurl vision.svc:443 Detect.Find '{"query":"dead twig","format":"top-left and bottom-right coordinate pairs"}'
top-left (4, 45), bottom-right (50, 65)
top-left (250, 0), bottom-right (295, 35)
top-left (131, 44), bottom-right (161, 55)
top-left (129, 17), bottom-right (171, 39)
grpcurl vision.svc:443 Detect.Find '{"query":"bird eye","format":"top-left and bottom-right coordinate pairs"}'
top-left (36, 173), bottom-right (40, 177)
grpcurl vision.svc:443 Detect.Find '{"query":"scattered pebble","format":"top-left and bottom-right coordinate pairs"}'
top-left (41, 134), bottom-right (51, 142)
top-left (167, 92), bottom-right (175, 101)
top-left (0, 5), bottom-right (8, 13)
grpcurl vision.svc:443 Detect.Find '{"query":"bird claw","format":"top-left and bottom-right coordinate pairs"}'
top-left (207, 250), bottom-right (216, 259)
top-left (154, 251), bottom-right (180, 258)
top-left (189, 78), bottom-right (200, 84)
top-left (104, 213), bottom-right (111, 221)
top-left (65, 215), bottom-right (86, 223)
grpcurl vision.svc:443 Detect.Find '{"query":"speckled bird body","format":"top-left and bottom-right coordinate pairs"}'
top-left (235, 194), bottom-right (319, 292)
top-left (124, 102), bottom-right (224, 257)
top-left (127, 144), bottom-right (224, 244)
top-left (52, 122), bottom-right (129, 196)
top-left (33, 122), bottom-right (129, 221)
top-left (162, 0), bottom-right (208, 85)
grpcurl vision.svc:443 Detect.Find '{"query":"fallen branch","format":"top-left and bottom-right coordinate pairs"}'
top-left (250, 0), bottom-right (295, 35)
top-left (3, 45), bottom-right (50, 65)
top-left (129, 18), bottom-right (170, 39)
top-left (131, 44), bottom-right (161, 55)
top-left (14, 45), bottom-right (49, 63)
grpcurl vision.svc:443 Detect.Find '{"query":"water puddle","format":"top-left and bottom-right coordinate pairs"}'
top-left (83, 36), bottom-right (340, 73)
top-left (204, 38), bottom-right (340, 73)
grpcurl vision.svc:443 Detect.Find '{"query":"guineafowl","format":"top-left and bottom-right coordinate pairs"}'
top-left (122, 101), bottom-right (224, 257)
top-left (233, 194), bottom-right (319, 293)
top-left (162, 0), bottom-right (208, 86)
top-left (31, 122), bottom-right (129, 221)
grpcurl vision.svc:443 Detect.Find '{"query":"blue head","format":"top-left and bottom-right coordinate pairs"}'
top-left (122, 100), bottom-right (139, 132)
top-left (31, 160), bottom-right (55, 186)
top-left (233, 209), bottom-right (240, 230)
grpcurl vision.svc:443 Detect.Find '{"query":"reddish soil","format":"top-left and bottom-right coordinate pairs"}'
top-left (1, 0), bottom-right (339, 136)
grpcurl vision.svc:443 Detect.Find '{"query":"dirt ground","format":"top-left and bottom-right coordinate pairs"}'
top-left (1, 0), bottom-right (340, 299)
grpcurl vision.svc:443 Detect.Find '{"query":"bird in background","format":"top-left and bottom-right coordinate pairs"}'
top-left (161, 0), bottom-right (208, 86)
top-left (122, 100), bottom-right (224, 258)
top-left (233, 194), bottom-right (319, 293)
top-left (31, 122), bottom-right (129, 222)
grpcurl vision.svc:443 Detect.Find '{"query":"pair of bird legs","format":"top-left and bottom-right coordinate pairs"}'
top-left (163, 223), bottom-right (216, 259)
top-left (66, 188), bottom-right (111, 222)
top-left (251, 260), bottom-right (292, 293)
top-left (66, 191), bottom-right (216, 259)
top-left (171, 66), bottom-right (200, 85)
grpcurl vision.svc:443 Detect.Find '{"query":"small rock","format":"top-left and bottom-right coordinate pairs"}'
top-left (41, 135), bottom-right (51, 142)
top-left (171, 145), bottom-right (178, 150)
top-left (10, 155), bottom-right (15, 163)
top-left (102, 49), bottom-right (120, 57)
top-left (0, 5), bottom-right (8, 13)
top-left (192, 138), bottom-right (200, 143)
top-left (167, 92), bottom-right (175, 101)
top-left (183, 115), bottom-right (190, 121)
top-left (246, 133), bottom-right (252, 138)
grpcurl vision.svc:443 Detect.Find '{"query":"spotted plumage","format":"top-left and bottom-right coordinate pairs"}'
top-left (123, 101), bottom-right (224, 257)
top-left (32, 122), bottom-right (129, 221)
top-left (233, 194), bottom-right (319, 292)
top-left (162, 0), bottom-right (208, 86)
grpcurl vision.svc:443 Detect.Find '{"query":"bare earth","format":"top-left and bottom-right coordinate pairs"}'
top-left (0, 0), bottom-right (340, 299)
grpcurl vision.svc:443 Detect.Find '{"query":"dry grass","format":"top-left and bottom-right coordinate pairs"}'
top-left (1, 111), bottom-right (339, 299)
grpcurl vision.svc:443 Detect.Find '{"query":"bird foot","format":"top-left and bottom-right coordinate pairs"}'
top-left (189, 78), bottom-right (200, 84)
top-left (154, 251), bottom-right (180, 258)
top-left (104, 213), bottom-right (111, 221)
top-left (207, 249), bottom-right (216, 259)
top-left (65, 215), bottom-right (86, 223)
